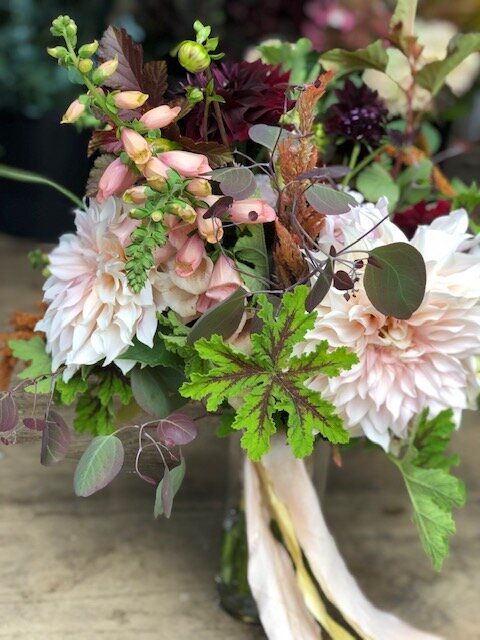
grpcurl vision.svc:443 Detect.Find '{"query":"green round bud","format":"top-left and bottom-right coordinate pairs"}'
top-left (185, 86), bottom-right (204, 104)
top-left (177, 41), bottom-right (210, 73)
top-left (78, 58), bottom-right (93, 74)
top-left (150, 210), bottom-right (163, 223)
top-left (47, 46), bottom-right (69, 61)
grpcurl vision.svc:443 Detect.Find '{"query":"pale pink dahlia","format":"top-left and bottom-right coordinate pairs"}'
top-left (37, 197), bottom-right (167, 380)
top-left (303, 200), bottom-right (480, 450)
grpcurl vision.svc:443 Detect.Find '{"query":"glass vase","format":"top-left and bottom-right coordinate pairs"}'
top-left (216, 434), bottom-right (330, 624)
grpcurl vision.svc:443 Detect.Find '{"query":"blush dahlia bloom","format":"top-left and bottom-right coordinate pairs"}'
top-left (303, 200), bottom-right (480, 450)
top-left (36, 198), bottom-right (167, 380)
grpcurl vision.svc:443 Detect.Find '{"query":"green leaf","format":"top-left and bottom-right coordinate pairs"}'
top-left (305, 259), bottom-right (334, 312)
top-left (390, 0), bottom-right (418, 36)
top-left (211, 167), bottom-right (257, 200)
top-left (233, 225), bottom-right (270, 290)
top-left (55, 375), bottom-right (89, 405)
top-left (392, 408), bottom-right (465, 569)
top-left (416, 33), bottom-right (480, 96)
top-left (0, 164), bottom-right (83, 208)
top-left (74, 435), bottom-right (125, 497)
top-left (154, 458), bottom-right (186, 518)
top-left (9, 336), bottom-right (53, 393)
top-left (356, 164), bottom-right (400, 213)
top-left (181, 286), bottom-right (357, 460)
top-left (397, 159), bottom-right (433, 189)
top-left (364, 243), bottom-right (426, 319)
top-left (187, 287), bottom-right (248, 345)
top-left (320, 40), bottom-right (389, 76)
top-left (130, 366), bottom-right (186, 418)
top-left (305, 184), bottom-right (357, 216)
top-left (259, 37), bottom-right (321, 84)
top-left (451, 179), bottom-right (480, 215)
top-left (248, 124), bottom-right (288, 152)
top-left (118, 336), bottom-right (183, 369)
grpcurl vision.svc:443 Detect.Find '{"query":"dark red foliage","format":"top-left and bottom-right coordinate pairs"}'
top-left (183, 60), bottom-right (292, 144)
top-left (393, 200), bottom-right (451, 239)
top-left (324, 79), bottom-right (388, 147)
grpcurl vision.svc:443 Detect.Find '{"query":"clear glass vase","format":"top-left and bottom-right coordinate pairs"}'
top-left (216, 434), bottom-right (330, 624)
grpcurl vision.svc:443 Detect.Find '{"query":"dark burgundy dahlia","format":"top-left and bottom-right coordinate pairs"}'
top-left (324, 79), bottom-right (388, 146)
top-left (393, 200), bottom-right (451, 239)
top-left (183, 60), bottom-right (292, 144)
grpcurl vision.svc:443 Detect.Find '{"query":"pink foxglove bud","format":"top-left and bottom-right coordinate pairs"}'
top-left (159, 150), bottom-right (212, 178)
top-left (96, 157), bottom-right (136, 203)
top-left (113, 91), bottom-right (149, 109)
top-left (186, 178), bottom-right (212, 197)
top-left (140, 105), bottom-right (181, 129)
top-left (121, 128), bottom-right (151, 167)
top-left (197, 255), bottom-right (242, 313)
top-left (61, 99), bottom-right (85, 124)
top-left (175, 234), bottom-right (206, 277)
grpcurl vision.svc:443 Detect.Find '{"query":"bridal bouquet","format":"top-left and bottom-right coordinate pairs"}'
top-left (1, 1), bottom-right (480, 637)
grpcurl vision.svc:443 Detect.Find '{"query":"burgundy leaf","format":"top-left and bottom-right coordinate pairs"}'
top-left (0, 394), bottom-right (18, 432)
top-left (40, 410), bottom-right (71, 466)
top-left (202, 195), bottom-right (234, 219)
top-left (333, 270), bottom-right (355, 291)
top-left (97, 26), bottom-right (144, 91)
top-left (23, 417), bottom-right (47, 432)
top-left (142, 60), bottom-right (168, 107)
top-left (157, 413), bottom-right (197, 448)
top-left (178, 136), bottom-right (233, 168)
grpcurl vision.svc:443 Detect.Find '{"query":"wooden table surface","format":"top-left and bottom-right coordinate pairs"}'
top-left (1, 234), bottom-right (479, 640)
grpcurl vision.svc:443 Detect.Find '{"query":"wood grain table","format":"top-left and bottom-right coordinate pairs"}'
top-left (1, 234), bottom-right (479, 640)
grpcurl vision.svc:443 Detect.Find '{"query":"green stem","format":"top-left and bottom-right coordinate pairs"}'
top-left (205, 67), bottom-right (230, 148)
top-left (0, 165), bottom-right (83, 208)
top-left (343, 143), bottom-right (389, 186)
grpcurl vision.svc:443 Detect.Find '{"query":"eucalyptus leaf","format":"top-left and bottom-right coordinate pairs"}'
top-left (74, 435), bottom-right (125, 497)
top-left (187, 287), bottom-right (248, 345)
top-left (40, 410), bottom-right (72, 466)
top-left (320, 40), bottom-right (388, 76)
top-left (248, 124), bottom-right (288, 152)
top-left (356, 164), bottom-right (400, 213)
top-left (157, 413), bottom-right (197, 447)
top-left (305, 184), bottom-right (357, 215)
top-left (305, 260), bottom-right (333, 312)
top-left (0, 394), bottom-right (18, 432)
top-left (364, 243), bottom-right (426, 319)
top-left (130, 366), bottom-right (186, 418)
top-left (212, 167), bottom-right (257, 200)
top-left (154, 458), bottom-right (186, 518)
top-left (416, 33), bottom-right (480, 96)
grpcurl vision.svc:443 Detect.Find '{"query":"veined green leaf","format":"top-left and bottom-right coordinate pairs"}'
top-left (320, 40), bottom-right (388, 76)
top-left (364, 243), bottom-right (426, 319)
top-left (356, 164), bottom-right (400, 213)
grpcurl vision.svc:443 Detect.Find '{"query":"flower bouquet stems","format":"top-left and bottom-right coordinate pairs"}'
top-left (1, 2), bottom-right (480, 637)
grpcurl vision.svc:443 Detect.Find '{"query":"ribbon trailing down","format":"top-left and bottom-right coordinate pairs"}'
top-left (245, 436), bottom-right (444, 640)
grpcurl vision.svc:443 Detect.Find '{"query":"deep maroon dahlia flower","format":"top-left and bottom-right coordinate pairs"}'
top-left (393, 200), bottom-right (451, 239)
top-left (183, 60), bottom-right (292, 144)
top-left (324, 79), bottom-right (388, 146)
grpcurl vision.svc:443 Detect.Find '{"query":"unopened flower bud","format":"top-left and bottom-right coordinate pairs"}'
top-left (185, 86), bottom-right (204, 104)
top-left (47, 46), bottom-right (69, 61)
top-left (121, 128), bottom-right (151, 167)
top-left (123, 186), bottom-right (148, 205)
top-left (151, 210), bottom-right (163, 222)
top-left (92, 58), bottom-right (118, 85)
top-left (50, 15), bottom-right (76, 37)
top-left (186, 178), bottom-right (212, 197)
top-left (78, 58), bottom-right (93, 74)
top-left (165, 200), bottom-right (197, 223)
top-left (146, 176), bottom-right (168, 192)
top-left (113, 91), bottom-right (149, 110)
top-left (61, 99), bottom-right (86, 124)
top-left (140, 104), bottom-right (181, 130)
top-left (177, 41), bottom-right (210, 73)
top-left (78, 40), bottom-right (99, 58)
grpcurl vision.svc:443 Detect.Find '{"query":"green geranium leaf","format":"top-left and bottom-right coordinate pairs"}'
top-left (416, 33), bottom-right (480, 96)
top-left (364, 243), bottom-right (426, 319)
top-left (392, 409), bottom-right (465, 570)
top-left (320, 40), bottom-right (389, 76)
top-left (9, 336), bottom-right (53, 393)
top-left (180, 286), bottom-right (357, 461)
top-left (356, 164), bottom-right (400, 213)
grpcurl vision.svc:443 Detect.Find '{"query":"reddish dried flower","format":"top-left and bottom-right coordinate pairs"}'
top-left (324, 79), bottom-right (388, 146)
top-left (393, 200), bottom-right (451, 239)
top-left (183, 60), bottom-right (292, 143)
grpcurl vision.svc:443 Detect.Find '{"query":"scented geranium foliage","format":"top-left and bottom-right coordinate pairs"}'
top-left (304, 202), bottom-right (480, 451)
top-left (181, 286), bottom-right (358, 460)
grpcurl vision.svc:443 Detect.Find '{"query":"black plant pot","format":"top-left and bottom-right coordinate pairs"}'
top-left (0, 109), bottom-right (91, 241)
